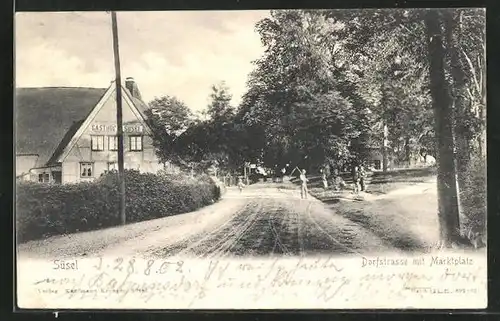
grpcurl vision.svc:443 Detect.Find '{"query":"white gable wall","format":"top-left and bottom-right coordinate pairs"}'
top-left (61, 87), bottom-right (162, 183)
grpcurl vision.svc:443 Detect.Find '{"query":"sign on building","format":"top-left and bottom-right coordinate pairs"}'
top-left (90, 123), bottom-right (144, 134)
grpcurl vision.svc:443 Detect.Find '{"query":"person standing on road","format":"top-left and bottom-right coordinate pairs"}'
top-left (300, 169), bottom-right (309, 199)
top-left (237, 177), bottom-right (245, 193)
top-left (321, 169), bottom-right (328, 189)
top-left (352, 165), bottom-right (360, 194)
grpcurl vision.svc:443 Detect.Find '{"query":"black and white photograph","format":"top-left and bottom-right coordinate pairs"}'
top-left (15, 9), bottom-right (487, 309)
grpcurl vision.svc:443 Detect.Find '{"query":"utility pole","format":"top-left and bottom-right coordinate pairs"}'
top-left (111, 11), bottom-right (126, 225)
top-left (380, 82), bottom-right (389, 172)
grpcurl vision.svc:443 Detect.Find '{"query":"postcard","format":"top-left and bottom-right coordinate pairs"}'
top-left (15, 8), bottom-right (487, 309)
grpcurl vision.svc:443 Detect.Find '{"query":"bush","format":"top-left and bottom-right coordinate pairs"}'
top-left (460, 157), bottom-right (486, 236)
top-left (249, 173), bottom-right (263, 184)
top-left (16, 169), bottom-right (221, 243)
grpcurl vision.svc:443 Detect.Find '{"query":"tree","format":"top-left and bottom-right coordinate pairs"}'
top-left (424, 9), bottom-right (461, 247)
top-left (240, 10), bottom-right (376, 171)
top-left (447, 9), bottom-right (486, 158)
top-left (327, 9), bottom-right (435, 169)
top-left (441, 9), bottom-right (486, 239)
top-left (145, 95), bottom-right (194, 164)
top-left (443, 9), bottom-right (486, 202)
top-left (148, 95), bottom-right (194, 135)
top-left (170, 82), bottom-right (247, 175)
top-left (206, 81), bottom-right (235, 121)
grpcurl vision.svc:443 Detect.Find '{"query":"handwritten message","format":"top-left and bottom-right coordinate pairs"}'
top-left (17, 253), bottom-right (487, 309)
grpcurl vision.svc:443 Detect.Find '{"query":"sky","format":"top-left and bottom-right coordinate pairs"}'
top-left (15, 11), bottom-right (270, 112)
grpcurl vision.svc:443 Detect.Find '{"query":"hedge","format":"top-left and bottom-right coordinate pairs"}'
top-left (16, 169), bottom-right (221, 243)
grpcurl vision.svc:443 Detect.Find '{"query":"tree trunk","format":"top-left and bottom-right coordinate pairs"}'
top-left (444, 11), bottom-right (469, 223)
top-left (425, 10), bottom-right (461, 247)
top-left (478, 42), bottom-right (486, 158)
top-left (478, 106), bottom-right (485, 157)
top-left (404, 136), bottom-right (411, 166)
top-left (379, 83), bottom-right (389, 172)
top-left (478, 22), bottom-right (486, 158)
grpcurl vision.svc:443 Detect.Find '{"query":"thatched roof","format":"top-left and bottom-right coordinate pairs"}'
top-left (15, 87), bottom-right (108, 168)
top-left (16, 84), bottom-right (152, 169)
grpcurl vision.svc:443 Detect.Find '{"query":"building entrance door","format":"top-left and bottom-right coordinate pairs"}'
top-left (52, 171), bottom-right (62, 183)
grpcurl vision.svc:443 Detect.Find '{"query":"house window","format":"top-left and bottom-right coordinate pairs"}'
top-left (91, 135), bottom-right (104, 151)
top-left (108, 135), bottom-right (118, 151)
top-left (129, 135), bottom-right (143, 151)
top-left (80, 162), bottom-right (94, 177)
top-left (38, 173), bottom-right (50, 183)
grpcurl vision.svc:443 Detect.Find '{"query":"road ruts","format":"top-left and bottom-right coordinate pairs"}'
top-left (159, 185), bottom-right (395, 257)
top-left (160, 202), bottom-right (258, 258)
top-left (303, 202), bottom-right (362, 255)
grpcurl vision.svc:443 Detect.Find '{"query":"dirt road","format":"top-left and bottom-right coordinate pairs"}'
top-left (151, 186), bottom-right (398, 258)
top-left (19, 184), bottom-right (402, 259)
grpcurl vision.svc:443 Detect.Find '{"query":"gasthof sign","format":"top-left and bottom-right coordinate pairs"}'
top-left (91, 123), bottom-right (144, 133)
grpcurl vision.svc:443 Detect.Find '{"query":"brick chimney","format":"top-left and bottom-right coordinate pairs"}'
top-left (125, 77), bottom-right (143, 100)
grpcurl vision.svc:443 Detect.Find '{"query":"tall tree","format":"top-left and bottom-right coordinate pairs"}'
top-left (242, 10), bottom-right (376, 170)
top-left (172, 83), bottom-right (245, 174)
top-left (206, 81), bottom-right (235, 121)
top-left (148, 95), bottom-right (194, 135)
top-left (443, 8), bottom-right (486, 191)
top-left (444, 10), bottom-right (470, 217)
top-left (449, 9), bottom-right (486, 158)
top-left (425, 9), bottom-right (461, 246)
top-left (145, 95), bottom-right (194, 164)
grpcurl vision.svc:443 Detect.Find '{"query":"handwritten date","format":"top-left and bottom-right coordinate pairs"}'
top-left (93, 257), bottom-right (184, 276)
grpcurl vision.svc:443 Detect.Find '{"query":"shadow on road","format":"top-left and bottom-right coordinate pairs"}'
top-left (337, 206), bottom-right (427, 251)
top-left (273, 167), bottom-right (438, 252)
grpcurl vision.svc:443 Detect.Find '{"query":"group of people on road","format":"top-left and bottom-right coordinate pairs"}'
top-left (352, 165), bottom-right (367, 193)
top-left (296, 163), bottom-right (368, 199)
top-left (235, 161), bottom-right (368, 199)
